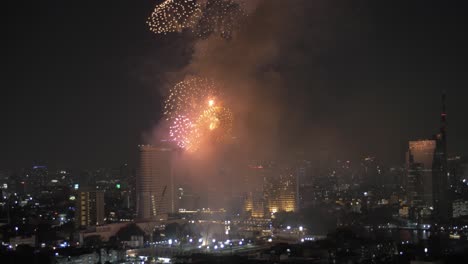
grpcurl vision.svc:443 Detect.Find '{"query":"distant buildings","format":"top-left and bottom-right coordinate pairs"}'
top-left (452, 199), bottom-right (468, 218)
top-left (76, 189), bottom-right (105, 227)
top-left (136, 144), bottom-right (176, 221)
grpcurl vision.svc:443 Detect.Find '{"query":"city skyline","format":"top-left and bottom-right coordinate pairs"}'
top-left (3, 1), bottom-right (468, 263)
top-left (3, 0), bottom-right (468, 169)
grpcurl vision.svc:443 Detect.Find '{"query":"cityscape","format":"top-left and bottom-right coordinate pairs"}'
top-left (3, 0), bottom-right (468, 264)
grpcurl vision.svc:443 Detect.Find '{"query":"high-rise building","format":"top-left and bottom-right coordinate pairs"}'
top-left (432, 93), bottom-right (450, 222)
top-left (30, 165), bottom-right (48, 189)
top-left (76, 189), bottom-right (105, 227)
top-left (137, 144), bottom-right (176, 221)
top-left (361, 157), bottom-right (382, 188)
top-left (265, 166), bottom-right (298, 214)
top-left (406, 140), bottom-right (436, 207)
top-left (406, 93), bottom-right (451, 222)
top-left (244, 163), bottom-right (267, 218)
top-left (243, 162), bottom-right (299, 217)
top-left (447, 156), bottom-right (463, 188)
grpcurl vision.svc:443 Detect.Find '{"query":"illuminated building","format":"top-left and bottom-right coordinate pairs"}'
top-left (265, 166), bottom-right (298, 214)
top-left (243, 163), bottom-right (266, 218)
top-left (76, 189), bottom-right (105, 227)
top-left (137, 144), bottom-right (176, 220)
top-left (406, 93), bottom-right (451, 222)
top-left (406, 139), bottom-right (436, 207)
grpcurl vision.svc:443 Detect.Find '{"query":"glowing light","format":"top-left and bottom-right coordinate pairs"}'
top-left (147, 0), bottom-right (202, 35)
top-left (197, 106), bottom-right (233, 140)
top-left (147, 0), bottom-right (247, 40)
top-left (164, 77), bottom-right (219, 120)
top-left (164, 77), bottom-right (233, 152)
top-left (169, 115), bottom-right (196, 149)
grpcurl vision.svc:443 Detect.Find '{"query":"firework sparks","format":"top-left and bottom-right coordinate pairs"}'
top-left (147, 0), bottom-right (202, 34)
top-left (164, 77), bottom-right (233, 152)
top-left (197, 105), bottom-right (233, 142)
top-left (164, 77), bottom-right (219, 120)
top-left (147, 0), bottom-right (247, 39)
top-left (169, 115), bottom-right (196, 149)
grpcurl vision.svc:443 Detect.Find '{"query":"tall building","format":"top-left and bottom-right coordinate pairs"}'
top-left (137, 144), bottom-right (176, 221)
top-left (432, 93), bottom-right (450, 222)
top-left (361, 157), bottom-right (382, 188)
top-left (447, 156), bottom-right (463, 188)
top-left (406, 93), bottom-right (451, 222)
top-left (76, 189), bottom-right (105, 227)
top-left (244, 163), bottom-right (267, 218)
top-left (406, 140), bottom-right (436, 207)
top-left (265, 166), bottom-right (298, 214)
top-left (243, 162), bottom-right (299, 217)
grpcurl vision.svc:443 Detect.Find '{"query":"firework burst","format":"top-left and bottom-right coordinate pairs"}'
top-left (147, 0), bottom-right (202, 34)
top-left (164, 77), bottom-right (219, 120)
top-left (169, 115), bottom-right (196, 149)
top-left (197, 106), bottom-right (233, 142)
top-left (164, 77), bottom-right (233, 152)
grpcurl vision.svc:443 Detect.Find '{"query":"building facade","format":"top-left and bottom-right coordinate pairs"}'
top-left (406, 140), bottom-right (436, 208)
top-left (76, 189), bottom-right (105, 227)
top-left (137, 144), bottom-right (176, 220)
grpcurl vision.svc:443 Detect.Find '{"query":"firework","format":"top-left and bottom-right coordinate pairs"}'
top-left (147, 0), bottom-right (202, 34)
top-left (169, 115), bottom-right (196, 149)
top-left (196, 105), bottom-right (233, 142)
top-left (164, 77), bottom-right (233, 151)
top-left (164, 77), bottom-right (219, 120)
top-left (195, 0), bottom-right (247, 39)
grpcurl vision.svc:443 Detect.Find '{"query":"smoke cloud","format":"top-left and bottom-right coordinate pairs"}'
top-left (143, 0), bottom-right (367, 208)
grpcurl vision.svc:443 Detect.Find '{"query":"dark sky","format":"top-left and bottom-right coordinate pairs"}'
top-left (3, 0), bottom-right (468, 169)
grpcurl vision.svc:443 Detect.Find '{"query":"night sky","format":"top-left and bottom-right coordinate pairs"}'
top-left (3, 0), bottom-right (468, 169)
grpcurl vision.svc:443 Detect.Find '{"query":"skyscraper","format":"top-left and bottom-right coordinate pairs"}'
top-left (406, 93), bottom-right (451, 222)
top-left (264, 165), bottom-right (298, 214)
top-left (244, 163), bottom-right (267, 218)
top-left (76, 189), bottom-right (105, 227)
top-left (432, 93), bottom-right (450, 222)
top-left (406, 140), bottom-right (436, 207)
top-left (137, 143), bottom-right (176, 221)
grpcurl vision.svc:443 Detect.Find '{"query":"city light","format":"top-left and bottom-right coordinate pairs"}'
top-left (3, 1), bottom-right (465, 263)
